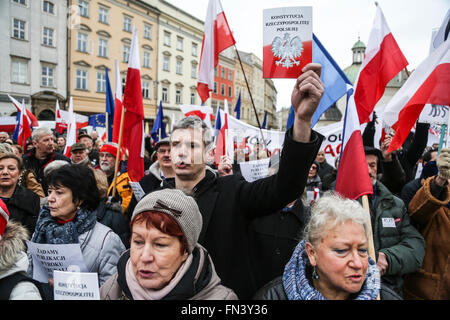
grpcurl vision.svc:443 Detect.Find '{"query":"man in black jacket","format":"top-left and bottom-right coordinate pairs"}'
top-left (145, 63), bottom-right (325, 299)
top-left (22, 127), bottom-right (69, 196)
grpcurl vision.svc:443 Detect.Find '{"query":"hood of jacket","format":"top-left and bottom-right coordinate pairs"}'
top-left (0, 221), bottom-right (29, 274)
top-left (149, 161), bottom-right (163, 181)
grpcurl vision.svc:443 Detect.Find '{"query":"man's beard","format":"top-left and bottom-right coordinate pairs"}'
top-left (100, 162), bottom-right (114, 173)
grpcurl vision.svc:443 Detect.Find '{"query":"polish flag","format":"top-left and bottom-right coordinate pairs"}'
top-left (335, 86), bottom-right (373, 200)
top-left (354, 4), bottom-right (408, 125)
top-left (16, 99), bottom-right (32, 148)
top-left (55, 99), bottom-right (67, 134)
top-left (214, 103), bottom-right (231, 166)
top-left (112, 58), bottom-right (123, 144)
top-left (63, 97), bottom-right (77, 157)
top-left (122, 27), bottom-right (144, 182)
top-left (197, 0), bottom-right (236, 103)
top-left (8, 94), bottom-right (39, 127)
top-left (179, 104), bottom-right (214, 129)
top-left (383, 39), bottom-right (450, 152)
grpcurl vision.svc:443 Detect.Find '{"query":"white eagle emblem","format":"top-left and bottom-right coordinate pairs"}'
top-left (271, 33), bottom-right (303, 68)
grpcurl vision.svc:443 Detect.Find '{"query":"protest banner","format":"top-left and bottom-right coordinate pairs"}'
top-left (263, 6), bottom-right (312, 78)
top-left (53, 270), bottom-right (100, 300)
top-left (27, 241), bottom-right (88, 283)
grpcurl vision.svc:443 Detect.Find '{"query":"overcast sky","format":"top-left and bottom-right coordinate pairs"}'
top-left (167, 0), bottom-right (449, 111)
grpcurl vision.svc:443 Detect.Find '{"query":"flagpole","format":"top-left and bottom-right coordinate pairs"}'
top-left (112, 106), bottom-right (126, 198)
top-left (361, 194), bottom-right (380, 300)
top-left (234, 46), bottom-right (269, 155)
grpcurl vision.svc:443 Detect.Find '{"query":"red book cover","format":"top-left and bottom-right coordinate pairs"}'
top-left (263, 7), bottom-right (312, 79)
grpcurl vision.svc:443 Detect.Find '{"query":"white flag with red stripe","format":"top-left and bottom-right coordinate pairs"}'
top-left (179, 104), bottom-right (213, 129)
top-left (335, 86), bottom-right (374, 200)
top-left (63, 97), bottom-right (76, 157)
top-left (383, 39), bottom-right (450, 152)
top-left (112, 58), bottom-right (123, 144)
top-left (354, 4), bottom-right (408, 125)
top-left (122, 27), bottom-right (145, 182)
top-left (197, 0), bottom-right (236, 103)
top-left (8, 94), bottom-right (39, 127)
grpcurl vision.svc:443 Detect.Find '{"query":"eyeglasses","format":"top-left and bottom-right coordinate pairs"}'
top-left (157, 148), bottom-right (170, 154)
top-left (310, 166), bottom-right (318, 170)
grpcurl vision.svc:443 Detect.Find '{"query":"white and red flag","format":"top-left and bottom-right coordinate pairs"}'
top-left (179, 104), bottom-right (214, 129)
top-left (335, 86), bottom-right (373, 200)
top-left (8, 94), bottom-right (39, 127)
top-left (55, 99), bottom-right (67, 134)
top-left (63, 97), bottom-right (77, 157)
top-left (122, 27), bottom-right (145, 182)
top-left (354, 4), bottom-right (408, 125)
top-left (15, 99), bottom-right (32, 148)
top-left (197, 0), bottom-right (236, 103)
top-left (112, 58), bottom-right (123, 144)
top-left (383, 39), bottom-right (450, 152)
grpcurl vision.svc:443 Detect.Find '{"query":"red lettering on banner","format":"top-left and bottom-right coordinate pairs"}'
top-left (323, 144), bottom-right (335, 157)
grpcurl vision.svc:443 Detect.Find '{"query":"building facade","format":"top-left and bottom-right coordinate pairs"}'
top-left (211, 48), bottom-right (235, 116)
top-left (67, 0), bottom-right (159, 132)
top-left (0, 0), bottom-right (67, 119)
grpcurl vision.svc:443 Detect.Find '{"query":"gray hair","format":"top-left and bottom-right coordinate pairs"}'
top-left (43, 160), bottom-right (69, 177)
top-left (31, 127), bottom-right (53, 142)
top-left (304, 192), bottom-right (369, 247)
top-left (171, 116), bottom-right (213, 151)
top-left (0, 143), bottom-right (14, 154)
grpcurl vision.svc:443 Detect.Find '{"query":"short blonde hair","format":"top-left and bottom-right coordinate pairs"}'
top-left (304, 192), bottom-right (369, 247)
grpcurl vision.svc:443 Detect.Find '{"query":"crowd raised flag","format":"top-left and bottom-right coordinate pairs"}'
top-left (234, 92), bottom-right (241, 120)
top-left (112, 59), bottom-right (123, 144)
top-left (151, 101), bottom-right (167, 143)
top-left (197, 0), bottom-right (236, 102)
top-left (105, 67), bottom-right (115, 142)
top-left (121, 26), bottom-right (145, 182)
top-left (64, 97), bottom-right (77, 157)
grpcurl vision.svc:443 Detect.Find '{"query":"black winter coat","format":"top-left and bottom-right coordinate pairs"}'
top-left (95, 201), bottom-right (131, 248)
top-left (22, 149), bottom-right (70, 195)
top-left (248, 198), bottom-right (310, 291)
top-left (4, 185), bottom-right (40, 235)
top-left (158, 129), bottom-right (323, 299)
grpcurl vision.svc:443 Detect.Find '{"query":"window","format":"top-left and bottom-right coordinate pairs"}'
top-left (123, 44), bottom-right (130, 62)
top-left (98, 38), bottom-right (108, 57)
top-left (163, 31), bottom-right (171, 46)
top-left (42, 27), bottom-right (54, 46)
top-left (142, 81), bottom-right (150, 99)
top-left (176, 37), bottom-right (183, 51)
top-left (143, 51), bottom-right (151, 68)
top-left (190, 92), bottom-right (196, 105)
top-left (162, 87), bottom-right (168, 102)
top-left (221, 67), bottom-right (225, 79)
top-left (96, 72), bottom-right (106, 92)
top-left (228, 70), bottom-right (232, 81)
top-left (78, 0), bottom-right (89, 17)
top-left (98, 6), bottom-right (109, 24)
top-left (12, 18), bottom-right (26, 40)
top-left (76, 69), bottom-right (88, 90)
top-left (214, 66), bottom-right (218, 77)
top-left (144, 24), bottom-right (152, 39)
top-left (77, 32), bottom-right (87, 52)
top-left (192, 43), bottom-right (198, 56)
top-left (191, 63), bottom-right (197, 78)
top-left (41, 65), bottom-right (54, 87)
top-left (121, 77), bottom-right (126, 95)
top-left (13, 0), bottom-right (27, 5)
top-left (43, 1), bottom-right (54, 14)
top-left (175, 89), bottom-right (182, 104)
top-left (123, 16), bottom-right (132, 32)
top-left (228, 86), bottom-right (232, 97)
top-left (221, 84), bottom-right (225, 95)
top-left (213, 82), bottom-right (217, 94)
top-left (176, 59), bottom-right (182, 75)
top-left (163, 56), bottom-right (170, 71)
top-left (11, 60), bottom-right (28, 83)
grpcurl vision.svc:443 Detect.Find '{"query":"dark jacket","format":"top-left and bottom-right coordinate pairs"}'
top-left (22, 149), bottom-right (70, 195)
top-left (400, 177), bottom-right (424, 210)
top-left (248, 198), bottom-right (310, 291)
top-left (4, 184), bottom-right (40, 235)
top-left (317, 160), bottom-right (334, 180)
top-left (253, 276), bottom-right (402, 300)
top-left (367, 181), bottom-right (425, 295)
top-left (95, 201), bottom-right (131, 249)
top-left (150, 129), bottom-right (323, 299)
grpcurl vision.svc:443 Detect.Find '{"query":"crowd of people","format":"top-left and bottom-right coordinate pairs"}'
top-left (0, 63), bottom-right (448, 301)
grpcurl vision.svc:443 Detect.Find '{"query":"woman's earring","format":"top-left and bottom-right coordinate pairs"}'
top-left (313, 266), bottom-right (319, 280)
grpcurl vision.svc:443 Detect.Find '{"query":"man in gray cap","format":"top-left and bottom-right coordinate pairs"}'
top-left (70, 142), bottom-right (90, 166)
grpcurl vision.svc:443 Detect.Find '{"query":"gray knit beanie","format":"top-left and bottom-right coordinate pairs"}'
top-left (131, 189), bottom-right (203, 253)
